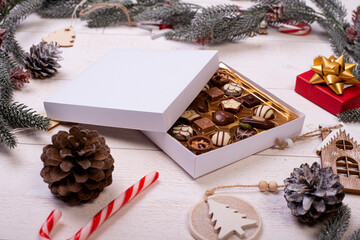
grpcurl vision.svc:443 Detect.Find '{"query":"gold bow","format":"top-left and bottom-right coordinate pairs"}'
top-left (309, 55), bottom-right (359, 95)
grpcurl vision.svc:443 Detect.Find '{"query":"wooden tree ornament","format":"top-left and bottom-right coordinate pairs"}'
top-left (42, 27), bottom-right (76, 47)
top-left (189, 195), bottom-right (261, 240)
top-left (317, 128), bottom-right (360, 194)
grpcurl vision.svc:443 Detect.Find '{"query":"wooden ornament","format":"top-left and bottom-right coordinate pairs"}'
top-left (317, 128), bottom-right (360, 194)
top-left (42, 27), bottom-right (76, 47)
top-left (189, 195), bottom-right (261, 240)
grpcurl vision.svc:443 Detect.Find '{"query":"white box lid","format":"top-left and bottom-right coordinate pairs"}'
top-left (44, 50), bottom-right (219, 132)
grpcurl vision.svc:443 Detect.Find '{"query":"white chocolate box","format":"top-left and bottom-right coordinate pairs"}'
top-left (44, 50), bottom-right (305, 178)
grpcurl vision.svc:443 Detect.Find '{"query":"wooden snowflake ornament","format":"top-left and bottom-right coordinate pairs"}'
top-left (42, 27), bottom-right (76, 47)
top-left (189, 195), bottom-right (261, 240)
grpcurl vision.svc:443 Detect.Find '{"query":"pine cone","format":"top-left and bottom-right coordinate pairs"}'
top-left (40, 126), bottom-right (114, 204)
top-left (284, 162), bottom-right (344, 223)
top-left (24, 41), bottom-right (63, 79)
top-left (10, 66), bottom-right (31, 90)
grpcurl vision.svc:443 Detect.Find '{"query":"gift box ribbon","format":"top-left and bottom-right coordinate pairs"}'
top-left (309, 55), bottom-right (359, 95)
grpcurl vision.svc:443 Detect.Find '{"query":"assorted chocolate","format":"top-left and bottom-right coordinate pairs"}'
top-left (169, 68), bottom-right (293, 155)
top-left (240, 94), bottom-right (261, 108)
top-left (205, 87), bottom-right (224, 101)
top-left (180, 109), bottom-right (201, 124)
top-left (187, 136), bottom-right (213, 154)
top-left (189, 98), bottom-right (208, 113)
top-left (241, 116), bottom-right (275, 130)
top-left (253, 105), bottom-right (275, 120)
top-left (220, 96), bottom-right (242, 113)
top-left (212, 110), bottom-right (235, 126)
top-left (194, 118), bottom-right (216, 133)
top-left (211, 70), bottom-right (230, 86)
top-left (223, 81), bottom-right (243, 96)
top-left (171, 124), bottom-right (194, 141)
top-left (212, 131), bottom-right (232, 147)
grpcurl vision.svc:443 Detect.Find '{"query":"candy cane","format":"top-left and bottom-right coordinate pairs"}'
top-left (39, 171), bottom-right (159, 240)
top-left (278, 23), bottom-right (311, 36)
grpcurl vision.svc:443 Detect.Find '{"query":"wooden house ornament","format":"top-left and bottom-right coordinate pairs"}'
top-left (317, 128), bottom-right (360, 194)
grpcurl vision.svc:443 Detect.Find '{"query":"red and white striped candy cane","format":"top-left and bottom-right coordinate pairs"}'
top-left (39, 171), bottom-right (159, 240)
top-left (278, 23), bottom-right (311, 36)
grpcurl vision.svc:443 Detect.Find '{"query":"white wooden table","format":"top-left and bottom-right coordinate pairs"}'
top-left (1, 1), bottom-right (360, 239)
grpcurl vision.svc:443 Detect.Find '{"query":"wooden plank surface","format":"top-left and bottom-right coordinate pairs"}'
top-left (1, 0), bottom-right (360, 239)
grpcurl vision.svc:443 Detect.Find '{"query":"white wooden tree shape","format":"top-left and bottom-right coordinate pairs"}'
top-left (208, 199), bottom-right (258, 240)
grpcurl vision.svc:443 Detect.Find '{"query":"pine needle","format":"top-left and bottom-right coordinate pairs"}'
top-left (319, 205), bottom-right (351, 240)
top-left (338, 108), bottom-right (360, 123)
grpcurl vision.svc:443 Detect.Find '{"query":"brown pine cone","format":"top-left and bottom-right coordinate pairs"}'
top-left (40, 126), bottom-right (114, 204)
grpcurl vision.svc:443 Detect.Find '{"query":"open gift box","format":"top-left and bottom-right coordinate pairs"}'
top-left (44, 50), bottom-right (305, 178)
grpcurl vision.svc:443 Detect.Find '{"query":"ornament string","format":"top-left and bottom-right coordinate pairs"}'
top-left (204, 182), bottom-right (285, 202)
top-left (274, 124), bottom-right (343, 150)
top-left (70, 0), bottom-right (88, 27)
top-left (79, 3), bottom-right (137, 27)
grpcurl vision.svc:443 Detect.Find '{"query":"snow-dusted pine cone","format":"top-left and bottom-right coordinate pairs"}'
top-left (40, 126), bottom-right (114, 204)
top-left (284, 162), bottom-right (344, 223)
top-left (24, 41), bottom-right (63, 79)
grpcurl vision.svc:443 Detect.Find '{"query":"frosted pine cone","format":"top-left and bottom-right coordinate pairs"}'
top-left (284, 162), bottom-right (344, 223)
top-left (24, 41), bottom-right (63, 79)
top-left (41, 126), bottom-right (114, 204)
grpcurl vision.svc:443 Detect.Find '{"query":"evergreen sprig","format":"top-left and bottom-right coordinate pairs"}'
top-left (338, 108), bottom-right (360, 123)
top-left (348, 229), bottom-right (360, 240)
top-left (0, 101), bottom-right (50, 130)
top-left (0, 116), bottom-right (16, 148)
top-left (319, 205), bottom-right (351, 240)
top-left (0, 0), bottom-right (50, 148)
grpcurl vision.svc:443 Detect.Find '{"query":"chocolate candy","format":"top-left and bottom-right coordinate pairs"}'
top-left (234, 127), bottom-right (256, 140)
top-left (241, 116), bottom-right (275, 130)
top-left (239, 122), bottom-right (252, 130)
top-left (212, 110), bottom-right (235, 126)
top-left (253, 105), bottom-right (275, 120)
top-left (171, 124), bottom-right (193, 141)
top-left (187, 136), bottom-right (213, 154)
top-left (212, 131), bottom-right (232, 147)
top-left (211, 70), bottom-right (230, 86)
top-left (223, 81), bottom-right (243, 96)
top-left (241, 94), bottom-right (261, 108)
top-left (205, 87), bottom-right (224, 101)
top-left (180, 109), bottom-right (201, 124)
top-left (202, 83), bottom-right (210, 92)
top-left (220, 96), bottom-right (242, 113)
top-left (194, 118), bottom-right (216, 133)
top-left (189, 98), bottom-right (208, 113)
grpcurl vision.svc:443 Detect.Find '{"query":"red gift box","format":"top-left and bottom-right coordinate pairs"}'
top-left (295, 70), bottom-right (360, 115)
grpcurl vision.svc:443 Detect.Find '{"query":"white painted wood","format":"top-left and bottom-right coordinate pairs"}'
top-left (1, 0), bottom-right (360, 239)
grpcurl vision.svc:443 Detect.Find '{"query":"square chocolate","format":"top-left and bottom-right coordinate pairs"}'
top-left (193, 118), bottom-right (216, 133)
top-left (205, 87), bottom-right (224, 101)
top-left (220, 96), bottom-right (243, 113)
top-left (179, 109), bottom-right (201, 124)
top-left (240, 94), bottom-right (261, 108)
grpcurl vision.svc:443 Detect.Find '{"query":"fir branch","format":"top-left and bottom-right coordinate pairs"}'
top-left (38, 0), bottom-right (89, 18)
top-left (135, 2), bottom-right (199, 28)
top-left (338, 108), bottom-right (360, 123)
top-left (0, 51), bottom-right (13, 101)
top-left (319, 205), bottom-right (351, 240)
top-left (280, 0), bottom-right (319, 25)
top-left (0, 101), bottom-right (50, 130)
top-left (310, 0), bottom-right (348, 27)
top-left (2, 0), bottom-right (45, 64)
top-left (0, 116), bottom-right (16, 148)
top-left (348, 229), bottom-right (360, 240)
top-left (80, 1), bottom-right (142, 28)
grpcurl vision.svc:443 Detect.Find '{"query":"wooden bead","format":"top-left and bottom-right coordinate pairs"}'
top-left (268, 181), bottom-right (278, 192)
top-left (258, 180), bottom-right (268, 192)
